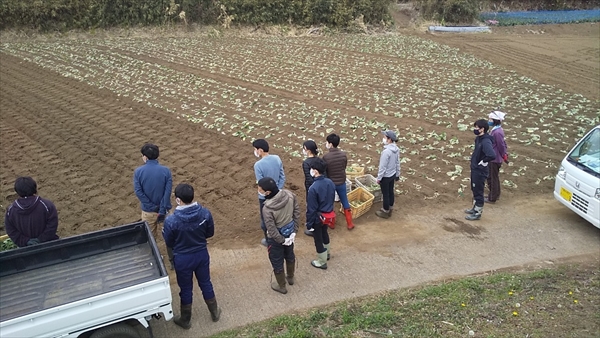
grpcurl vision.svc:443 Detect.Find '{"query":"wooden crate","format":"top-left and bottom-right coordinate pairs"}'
top-left (355, 174), bottom-right (382, 203)
top-left (345, 164), bottom-right (365, 181)
top-left (341, 186), bottom-right (374, 219)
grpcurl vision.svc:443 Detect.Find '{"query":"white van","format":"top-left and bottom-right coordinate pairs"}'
top-left (554, 125), bottom-right (600, 228)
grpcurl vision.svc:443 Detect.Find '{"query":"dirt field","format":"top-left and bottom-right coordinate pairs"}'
top-left (0, 24), bottom-right (598, 250)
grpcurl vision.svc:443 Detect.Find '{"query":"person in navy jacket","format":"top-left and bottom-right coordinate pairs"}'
top-left (464, 119), bottom-right (497, 221)
top-left (162, 183), bottom-right (221, 329)
top-left (306, 158), bottom-right (336, 269)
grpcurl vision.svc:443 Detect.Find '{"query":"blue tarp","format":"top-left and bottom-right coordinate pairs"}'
top-left (480, 9), bottom-right (600, 25)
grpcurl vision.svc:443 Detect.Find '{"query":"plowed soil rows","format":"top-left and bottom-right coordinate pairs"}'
top-left (1, 25), bottom-right (598, 247)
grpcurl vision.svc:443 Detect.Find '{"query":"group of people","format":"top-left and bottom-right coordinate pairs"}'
top-left (2, 111), bottom-right (507, 329)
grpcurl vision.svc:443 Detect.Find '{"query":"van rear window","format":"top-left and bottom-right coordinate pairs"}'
top-left (568, 128), bottom-right (600, 176)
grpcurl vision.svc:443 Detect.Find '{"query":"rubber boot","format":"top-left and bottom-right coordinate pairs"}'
top-left (311, 251), bottom-right (328, 270)
top-left (324, 243), bottom-right (331, 261)
top-left (271, 272), bottom-right (288, 294)
top-left (205, 298), bottom-right (221, 322)
top-left (465, 206), bottom-right (483, 221)
top-left (286, 261), bottom-right (295, 285)
top-left (464, 201), bottom-right (476, 214)
top-left (375, 208), bottom-right (390, 219)
top-left (344, 209), bottom-right (355, 230)
top-left (174, 303), bottom-right (192, 329)
top-left (304, 227), bottom-right (314, 237)
top-left (167, 247), bottom-right (174, 271)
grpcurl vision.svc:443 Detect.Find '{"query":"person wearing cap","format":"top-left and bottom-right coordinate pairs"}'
top-left (464, 120), bottom-right (496, 221)
top-left (323, 133), bottom-right (355, 230)
top-left (306, 158), bottom-right (336, 269)
top-left (252, 139), bottom-right (286, 247)
top-left (486, 111), bottom-right (509, 203)
top-left (376, 130), bottom-right (401, 219)
top-left (258, 177), bottom-right (300, 294)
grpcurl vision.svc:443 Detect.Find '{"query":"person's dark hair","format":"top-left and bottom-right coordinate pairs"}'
top-left (14, 176), bottom-right (37, 197)
top-left (491, 119), bottom-right (502, 126)
top-left (258, 177), bottom-right (278, 193)
top-left (310, 158), bottom-right (327, 174)
top-left (303, 140), bottom-right (318, 156)
top-left (326, 134), bottom-right (340, 148)
top-left (141, 143), bottom-right (159, 160)
top-left (174, 183), bottom-right (194, 204)
top-left (474, 119), bottom-right (489, 133)
top-left (252, 139), bottom-right (269, 152)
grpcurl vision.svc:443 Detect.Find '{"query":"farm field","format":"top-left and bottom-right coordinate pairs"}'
top-left (0, 24), bottom-right (599, 249)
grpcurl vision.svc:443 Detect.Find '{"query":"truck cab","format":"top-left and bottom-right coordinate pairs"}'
top-left (554, 125), bottom-right (600, 228)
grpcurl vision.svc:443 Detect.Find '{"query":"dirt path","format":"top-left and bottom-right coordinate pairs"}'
top-left (143, 195), bottom-right (600, 337)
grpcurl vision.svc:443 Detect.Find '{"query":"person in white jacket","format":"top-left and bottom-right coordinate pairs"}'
top-left (376, 130), bottom-right (401, 219)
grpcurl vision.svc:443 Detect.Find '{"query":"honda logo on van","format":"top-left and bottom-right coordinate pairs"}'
top-left (576, 181), bottom-right (581, 189)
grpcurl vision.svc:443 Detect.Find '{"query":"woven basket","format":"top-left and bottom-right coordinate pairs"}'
top-left (341, 186), bottom-right (374, 219)
top-left (345, 164), bottom-right (365, 181)
top-left (355, 174), bottom-right (382, 203)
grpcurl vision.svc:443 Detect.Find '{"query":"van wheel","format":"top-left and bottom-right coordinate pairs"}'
top-left (89, 323), bottom-right (140, 338)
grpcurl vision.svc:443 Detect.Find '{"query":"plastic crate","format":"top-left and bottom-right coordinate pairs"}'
top-left (345, 164), bottom-right (365, 181)
top-left (355, 174), bottom-right (382, 203)
top-left (334, 178), bottom-right (352, 202)
top-left (340, 186), bottom-right (374, 219)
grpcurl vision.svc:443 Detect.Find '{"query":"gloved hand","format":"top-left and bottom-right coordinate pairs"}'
top-left (305, 222), bottom-right (313, 230)
top-left (394, 175), bottom-right (400, 182)
top-left (156, 214), bottom-right (166, 223)
top-left (503, 153), bottom-right (509, 164)
top-left (27, 238), bottom-right (40, 246)
top-left (478, 160), bottom-right (488, 167)
top-left (283, 233), bottom-right (296, 246)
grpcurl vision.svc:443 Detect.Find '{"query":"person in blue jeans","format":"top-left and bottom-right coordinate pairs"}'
top-left (253, 139), bottom-right (286, 246)
top-left (162, 183), bottom-right (221, 329)
top-left (322, 133), bottom-right (354, 230)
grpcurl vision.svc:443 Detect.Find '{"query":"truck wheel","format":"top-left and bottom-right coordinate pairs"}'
top-left (89, 323), bottom-right (140, 338)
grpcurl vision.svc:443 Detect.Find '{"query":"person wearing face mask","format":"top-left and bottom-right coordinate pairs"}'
top-left (322, 133), bottom-right (355, 230)
top-left (306, 158), bottom-right (336, 269)
top-left (252, 139), bottom-right (286, 246)
top-left (464, 120), bottom-right (497, 221)
top-left (301, 140), bottom-right (321, 236)
top-left (376, 130), bottom-right (401, 219)
top-left (162, 183), bottom-right (221, 329)
top-left (258, 177), bottom-right (300, 294)
top-left (486, 111), bottom-right (508, 203)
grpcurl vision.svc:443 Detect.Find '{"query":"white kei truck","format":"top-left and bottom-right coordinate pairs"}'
top-left (0, 221), bottom-right (173, 338)
top-left (554, 124), bottom-right (600, 229)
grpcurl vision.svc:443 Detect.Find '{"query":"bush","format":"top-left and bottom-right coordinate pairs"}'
top-left (0, 0), bottom-right (393, 31)
top-left (416, 0), bottom-right (480, 24)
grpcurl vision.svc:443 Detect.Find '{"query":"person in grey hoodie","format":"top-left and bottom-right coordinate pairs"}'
top-left (259, 177), bottom-right (300, 294)
top-left (376, 130), bottom-right (401, 219)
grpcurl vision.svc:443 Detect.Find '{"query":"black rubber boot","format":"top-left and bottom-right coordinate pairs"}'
top-left (205, 297), bottom-right (221, 322)
top-left (286, 261), bottom-right (295, 285)
top-left (464, 201), bottom-right (476, 214)
top-left (271, 272), bottom-right (288, 294)
top-left (174, 303), bottom-right (192, 329)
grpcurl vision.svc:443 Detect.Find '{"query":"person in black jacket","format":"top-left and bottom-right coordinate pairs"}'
top-left (4, 177), bottom-right (59, 247)
top-left (162, 183), bottom-right (221, 329)
top-left (302, 140), bottom-right (321, 237)
top-left (464, 119), bottom-right (497, 221)
top-left (306, 158), bottom-right (336, 269)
